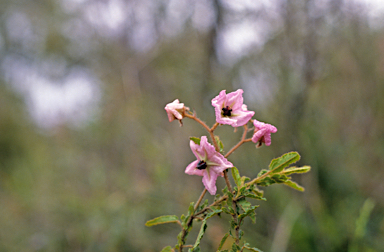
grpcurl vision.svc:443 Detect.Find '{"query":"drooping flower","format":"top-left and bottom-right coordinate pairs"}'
top-left (164, 99), bottom-right (188, 124)
top-left (251, 119), bottom-right (277, 147)
top-left (185, 136), bottom-right (233, 195)
top-left (211, 89), bottom-right (255, 127)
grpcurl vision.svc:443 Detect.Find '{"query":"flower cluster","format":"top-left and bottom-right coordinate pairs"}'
top-left (164, 89), bottom-right (277, 195)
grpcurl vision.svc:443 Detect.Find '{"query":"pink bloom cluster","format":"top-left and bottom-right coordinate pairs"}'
top-left (165, 89), bottom-right (278, 194)
top-left (185, 136), bottom-right (233, 195)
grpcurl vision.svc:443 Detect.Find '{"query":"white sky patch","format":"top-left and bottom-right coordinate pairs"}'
top-left (28, 70), bottom-right (100, 129)
top-left (2, 55), bottom-right (100, 129)
top-left (217, 20), bottom-right (269, 64)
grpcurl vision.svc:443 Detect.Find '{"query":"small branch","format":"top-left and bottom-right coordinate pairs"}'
top-left (194, 189), bottom-right (207, 211)
top-left (179, 189), bottom-right (207, 252)
top-left (194, 195), bottom-right (228, 216)
top-left (183, 113), bottom-right (220, 151)
top-left (225, 125), bottom-right (253, 158)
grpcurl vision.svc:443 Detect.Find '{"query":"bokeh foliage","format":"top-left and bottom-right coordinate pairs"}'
top-left (0, 0), bottom-right (383, 251)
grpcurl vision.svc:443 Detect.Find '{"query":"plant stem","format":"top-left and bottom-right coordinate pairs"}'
top-left (179, 189), bottom-right (207, 252)
top-left (225, 125), bottom-right (252, 158)
top-left (184, 113), bottom-right (220, 151)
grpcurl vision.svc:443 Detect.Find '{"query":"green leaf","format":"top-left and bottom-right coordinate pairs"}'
top-left (237, 198), bottom-right (251, 212)
top-left (243, 244), bottom-right (263, 252)
top-left (145, 215), bottom-right (179, 227)
top-left (257, 169), bottom-right (268, 177)
top-left (269, 152), bottom-right (300, 173)
top-left (283, 180), bottom-right (305, 191)
top-left (215, 135), bottom-right (224, 153)
top-left (231, 167), bottom-right (241, 188)
top-left (160, 246), bottom-right (174, 252)
top-left (238, 205), bottom-right (259, 222)
top-left (283, 166), bottom-right (311, 175)
top-left (188, 202), bottom-right (195, 217)
top-left (204, 208), bottom-right (223, 220)
top-left (271, 174), bottom-right (289, 183)
top-left (217, 233), bottom-right (229, 250)
top-left (190, 137), bottom-right (201, 145)
top-left (191, 220), bottom-right (207, 251)
top-left (231, 243), bottom-right (241, 252)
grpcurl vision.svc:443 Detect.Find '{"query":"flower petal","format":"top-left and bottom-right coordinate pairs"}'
top-left (252, 120), bottom-right (277, 146)
top-left (225, 89), bottom-right (244, 111)
top-left (202, 169), bottom-right (220, 195)
top-left (211, 89), bottom-right (255, 127)
top-left (164, 99), bottom-right (185, 122)
top-left (185, 160), bottom-right (205, 176)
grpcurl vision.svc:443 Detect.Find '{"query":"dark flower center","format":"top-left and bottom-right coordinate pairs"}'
top-left (222, 106), bottom-right (232, 117)
top-left (196, 160), bottom-right (207, 170)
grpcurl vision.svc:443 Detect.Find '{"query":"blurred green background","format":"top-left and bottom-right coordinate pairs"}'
top-left (1, 0), bottom-right (384, 251)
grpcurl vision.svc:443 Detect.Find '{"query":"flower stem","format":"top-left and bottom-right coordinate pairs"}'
top-left (184, 113), bottom-right (220, 151)
top-left (225, 125), bottom-right (252, 158)
top-left (194, 189), bottom-right (207, 211)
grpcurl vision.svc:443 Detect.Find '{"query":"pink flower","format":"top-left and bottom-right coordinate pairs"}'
top-left (185, 136), bottom-right (233, 195)
top-left (252, 119), bottom-right (277, 146)
top-left (211, 89), bottom-right (255, 127)
top-left (164, 99), bottom-right (188, 124)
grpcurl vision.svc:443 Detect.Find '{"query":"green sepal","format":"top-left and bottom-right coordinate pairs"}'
top-left (145, 215), bottom-right (179, 227)
top-left (190, 220), bottom-right (207, 251)
top-left (215, 135), bottom-right (224, 153)
top-left (283, 166), bottom-right (311, 175)
top-left (190, 137), bottom-right (201, 145)
top-left (160, 246), bottom-right (174, 252)
top-left (269, 152), bottom-right (300, 173)
top-left (217, 233), bottom-right (229, 250)
top-left (283, 180), bottom-right (305, 191)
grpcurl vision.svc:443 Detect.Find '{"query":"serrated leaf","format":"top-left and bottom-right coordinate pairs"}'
top-left (217, 233), bottom-right (229, 250)
top-left (204, 209), bottom-right (223, 220)
top-left (237, 198), bottom-right (251, 212)
top-left (145, 215), bottom-right (179, 227)
top-left (283, 166), bottom-right (311, 175)
top-left (244, 193), bottom-right (266, 201)
top-left (243, 244), bottom-right (263, 252)
top-left (191, 220), bottom-right (207, 251)
top-left (190, 137), bottom-right (201, 145)
top-left (269, 152), bottom-right (300, 173)
top-left (215, 135), bottom-right (224, 153)
top-left (271, 174), bottom-right (289, 183)
top-left (160, 246), bottom-right (174, 252)
top-left (231, 167), bottom-right (241, 188)
top-left (238, 205), bottom-right (259, 222)
top-left (284, 180), bottom-right (305, 191)
top-left (257, 177), bottom-right (275, 187)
